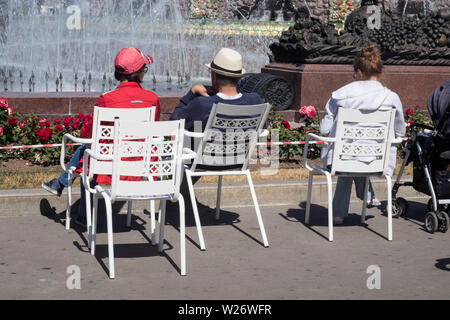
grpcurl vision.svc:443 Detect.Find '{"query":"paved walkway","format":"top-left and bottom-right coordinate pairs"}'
top-left (0, 196), bottom-right (449, 300)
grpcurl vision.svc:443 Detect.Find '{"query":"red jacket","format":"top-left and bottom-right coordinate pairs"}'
top-left (76, 82), bottom-right (160, 184)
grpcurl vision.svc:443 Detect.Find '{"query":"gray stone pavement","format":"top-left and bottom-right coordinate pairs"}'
top-left (0, 193), bottom-right (449, 300)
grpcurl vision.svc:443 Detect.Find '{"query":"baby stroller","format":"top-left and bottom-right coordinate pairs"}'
top-left (391, 81), bottom-right (450, 233)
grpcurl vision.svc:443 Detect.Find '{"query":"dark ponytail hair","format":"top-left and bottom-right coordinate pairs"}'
top-left (114, 65), bottom-right (146, 83)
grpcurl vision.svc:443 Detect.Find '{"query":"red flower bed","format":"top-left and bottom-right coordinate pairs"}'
top-left (0, 97), bottom-right (88, 165)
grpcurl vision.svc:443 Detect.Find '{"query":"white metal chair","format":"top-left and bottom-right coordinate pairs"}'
top-left (184, 102), bottom-right (271, 250)
top-left (303, 107), bottom-right (403, 241)
top-left (84, 119), bottom-right (191, 278)
top-left (60, 106), bottom-right (157, 246)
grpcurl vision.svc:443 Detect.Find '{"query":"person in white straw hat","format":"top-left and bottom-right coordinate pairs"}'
top-left (205, 47), bottom-right (246, 78)
top-left (171, 47), bottom-right (263, 131)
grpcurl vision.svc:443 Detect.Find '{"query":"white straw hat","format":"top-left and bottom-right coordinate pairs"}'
top-left (205, 48), bottom-right (246, 77)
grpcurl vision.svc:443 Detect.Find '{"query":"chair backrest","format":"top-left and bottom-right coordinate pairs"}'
top-left (190, 102), bottom-right (271, 171)
top-left (110, 119), bottom-right (185, 201)
top-left (88, 106), bottom-right (156, 179)
top-left (331, 107), bottom-right (396, 176)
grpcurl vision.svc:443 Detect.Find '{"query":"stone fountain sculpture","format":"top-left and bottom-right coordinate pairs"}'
top-left (269, 0), bottom-right (450, 65)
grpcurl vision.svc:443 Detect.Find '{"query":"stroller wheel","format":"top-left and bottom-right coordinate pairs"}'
top-left (425, 212), bottom-right (439, 233)
top-left (392, 198), bottom-right (408, 218)
top-left (437, 211), bottom-right (449, 233)
top-left (392, 201), bottom-right (401, 218)
top-left (397, 198), bottom-right (408, 217)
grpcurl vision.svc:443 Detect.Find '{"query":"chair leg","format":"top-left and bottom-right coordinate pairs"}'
top-left (386, 175), bottom-right (393, 241)
top-left (85, 187), bottom-right (92, 249)
top-left (305, 172), bottom-right (313, 224)
top-left (158, 200), bottom-right (167, 252)
top-left (246, 171), bottom-right (269, 247)
top-left (65, 172), bottom-right (72, 230)
top-left (126, 200), bottom-right (132, 227)
top-left (158, 200), bottom-right (162, 224)
top-left (104, 194), bottom-right (115, 279)
top-left (91, 194), bottom-right (98, 256)
top-left (326, 173), bottom-right (334, 242)
top-left (361, 177), bottom-right (369, 223)
top-left (185, 171), bottom-right (206, 251)
top-left (215, 176), bottom-right (223, 220)
top-left (178, 194), bottom-right (186, 276)
top-left (150, 200), bottom-right (156, 245)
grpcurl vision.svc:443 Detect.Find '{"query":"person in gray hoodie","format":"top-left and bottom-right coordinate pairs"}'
top-left (319, 44), bottom-right (406, 224)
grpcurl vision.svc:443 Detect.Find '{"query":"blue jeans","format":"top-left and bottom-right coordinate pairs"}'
top-left (58, 144), bottom-right (86, 187)
top-left (332, 177), bottom-right (375, 219)
top-left (58, 144), bottom-right (95, 219)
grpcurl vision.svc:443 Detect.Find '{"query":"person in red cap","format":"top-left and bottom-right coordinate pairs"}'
top-left (42, 47), bottom-right (160, 227)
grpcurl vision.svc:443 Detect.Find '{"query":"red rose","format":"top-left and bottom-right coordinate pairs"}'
top-left (62, 116), bottom-right (72, 128)
top-left (8, 117), bottom-right (17, 126)
top-left (54, 125), bottom-right (63, 132)
top-left (35, 127), bottom-right (52, 141)
top-left (77, 112), bottom-right (84, 119)
top-left (282, 120), bottom-right (291, 129)
top-left (0, 97), bottom-right (8, 109)
top-left (405, 108), bottom-right (414, 116)
top-left (71, 122), bottom-right (79, 130)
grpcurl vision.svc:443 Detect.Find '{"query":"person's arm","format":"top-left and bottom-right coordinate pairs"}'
top-left (80, 95), bottom-right (104, 138)
top-left (252, 94), bottom-right (269, 129)
top-left (170, 90), bottom-right (197, 120)
top-left (392, 93), bottom-right (406, 138)
top-left (80, 115), bottom-right (93, 139)
top-left (170, 86), bottom-right (209, 121)
top-left (320, 98), bottom-right (337, 136)
top-left (154, 99), bottom-right (161, 121)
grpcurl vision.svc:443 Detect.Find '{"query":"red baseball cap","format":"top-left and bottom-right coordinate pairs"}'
top-left (114, 47), bottom-right (153, 74)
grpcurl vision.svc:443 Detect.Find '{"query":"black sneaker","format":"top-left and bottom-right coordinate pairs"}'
top-left (41, 178), bottom-right (64, 197)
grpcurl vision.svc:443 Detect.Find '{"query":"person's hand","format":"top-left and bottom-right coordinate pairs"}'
top-left (191, 84), bottom-right (209, 97)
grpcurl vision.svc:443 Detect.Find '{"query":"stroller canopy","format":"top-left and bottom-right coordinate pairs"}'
top-left (427, 81), bottom-right (450, 140)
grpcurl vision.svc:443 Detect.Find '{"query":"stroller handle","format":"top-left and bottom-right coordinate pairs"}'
top-left (412, 122), bottom-right (435, 131)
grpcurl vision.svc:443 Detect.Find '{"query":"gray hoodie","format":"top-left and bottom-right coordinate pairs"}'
top-left (319, 80), bottom-right (406, 176)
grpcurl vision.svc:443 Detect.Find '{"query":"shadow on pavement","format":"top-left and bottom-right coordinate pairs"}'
top-left (279, 201), bottom-right (377, 240)
top-left (379, 199), bottom-right (431, 233)
top-left (435, 258), bottom-right (450, 272)
top-left (164, 195), bottom-right (266, 248)
top-left (40, 197), bottom-right (183, 276)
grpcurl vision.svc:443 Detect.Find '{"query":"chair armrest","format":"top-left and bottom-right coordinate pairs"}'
top-left (83, 148), bottom-right (113, 161)
top-left (184, 130), bottom-right (205, 138)
top-left (182, 148), bottom-right (197, 161)
top-left (63, 133), bottom-right (92, 144)
top-left (60, 134), bottom-right (92, 172)
top-left (259, 129), bottom-right (269, 138)
top-left (305, 133), bottom-right (336, 143)
top-left (302, 133), bottom-right (335, 172)
top-left (81, 149), bottom-right (113, 193)
top-left (391, 137), bottom-right (404, 144)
